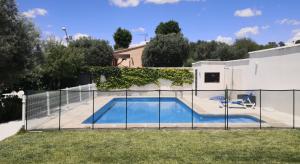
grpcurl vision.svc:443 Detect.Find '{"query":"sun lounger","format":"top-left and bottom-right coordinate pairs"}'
top-left (210, 93), bottom-right (256, 109)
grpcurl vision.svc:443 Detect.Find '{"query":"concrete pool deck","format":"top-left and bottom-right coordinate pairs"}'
top-left (26, 94), bottom-right (300, 130)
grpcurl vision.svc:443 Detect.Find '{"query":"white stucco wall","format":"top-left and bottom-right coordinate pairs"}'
top-left (247, 45), bottom-right (300, 115)
top-left (249, 49), bottom-right (300, 90)
top-left (193, 61), bottom-right (226, 90)
top-left (192, 60), bottom-right (251, 91)
top-left (224, 59), bottom-right (251, 90)
top-left (193, 45), bottom-right (300, 90)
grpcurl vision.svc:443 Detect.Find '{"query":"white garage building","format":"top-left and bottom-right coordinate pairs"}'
top-left (192, 44), bottom-right (300, 90)
top-left (192, 44), bottom-right (300, 117)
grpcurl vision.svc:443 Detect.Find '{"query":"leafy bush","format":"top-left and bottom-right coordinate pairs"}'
top-left (92, 67), bottom-right (193, 90)
top-left (0, 96), bottom-right (22, 123)
top-left (159, 69), bottom-right (193, 86)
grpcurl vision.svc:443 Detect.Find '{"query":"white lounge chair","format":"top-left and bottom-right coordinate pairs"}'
top-left (210, 94), bottom-right (256, 109)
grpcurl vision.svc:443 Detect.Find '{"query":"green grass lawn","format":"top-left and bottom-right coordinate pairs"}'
top-left (0, 129), bottom-right (300, 163)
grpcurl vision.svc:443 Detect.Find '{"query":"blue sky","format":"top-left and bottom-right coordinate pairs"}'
top-left (17, 0), bottom-right (300, 46)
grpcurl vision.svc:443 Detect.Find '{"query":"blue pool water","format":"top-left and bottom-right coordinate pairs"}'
top-left (83, 98), bottom-right (260, 124)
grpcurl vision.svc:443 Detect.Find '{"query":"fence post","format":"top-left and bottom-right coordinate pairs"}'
top-left (159, 89), bottom-right (161, 130)
top-left (92, 90), bottom-right (95, 130)
top-left (59, 89), bottom-right (61, 130)
top-left (25, 93), bottom-right (28, 131)
top-left (227, 89), bottom-right (229, 130)
top-left (224, 89), bottom-right (227, 130)
top-left (22, 94), bottom-right (26, 127)
top-left (192, 90), bottom-right (194, 129)
top-left (46, 91), bottom-right (50, 115)
top-left (79, 86), bottom-right (82, 102)
top-left (125, 90), bottom-right (128, 130)
top-left (89, 84), bottom-right (92, 98)
top-left (66, 87), bottom-right (69, 104)
top-left (293, 89), bottom-right (295, 129)
top-left (260, 89), bottom-right (262, 129)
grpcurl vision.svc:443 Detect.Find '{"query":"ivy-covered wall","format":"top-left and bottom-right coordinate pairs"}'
top-left (89, 67), bottom-right (193, 90)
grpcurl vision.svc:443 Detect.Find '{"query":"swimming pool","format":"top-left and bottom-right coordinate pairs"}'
top-left (83, 97), bottom-right (260, 124)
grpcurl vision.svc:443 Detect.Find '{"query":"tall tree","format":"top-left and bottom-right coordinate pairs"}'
top-left (155, 20), bottom-right (181, 35)
top-left (42, 40), bottom-right (85, 89)
top-left (113, 27), bottom-right (132, 50)
top-left (233, 38), bottom-right (260, 53)
top-left (186, 38), bottom-right (291, 65)
top-left (0, 0), bottom-right (40, 91)
top-left (186, 39), bottom-right (251, 65)
top-left (189, 41), bottom-right (224, 61)
top-left (69, 38), bottom-right (113, 66)
top-left (142, 33), bottom-right (189, 67)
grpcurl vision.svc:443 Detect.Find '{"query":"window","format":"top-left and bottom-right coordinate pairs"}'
top-left (204, 72), bottom-right (220, 83)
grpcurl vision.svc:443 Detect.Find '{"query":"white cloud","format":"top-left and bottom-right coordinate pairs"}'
top-left (44, 35), bottom-right (68, 46)
top-left (43, 32), bottom-right (89, 45)
top-left (292, 29), bottom-right (300, 34)
top-left (277, 18), bottom-right (300, 25)
top-left (261, 25), bottom-right (270, 30)
top-left (286, 29), bottom-right (300, 44)
top-left (144, 0), bottom-right (180, 4)
top-left (234, 8), bottom-right (262, 17)
top-left (109, 0), bottom-right (140, 7)
top-left (22, 8), bottom-right (47, 18)
top-left (215, 35), bottom-right (233, 45)
top-left (129, 40), bottom-right (148, 47)
top-left (73, 33), bottom-right (90, 40)
top-left (292, 30), bottom-right (300, 42)
top-left (186, 0), bottom-right (206, 2)
top-left (131, 27), bottom-right (146, 33)
top-left (109, 0), bottom-right (203, 7)
top-left (43, 31), bottom-right (53, 36)
top-left (145, 0), bottom-right (204, 4)
top-left (235, 26), bottom-right (259, 38)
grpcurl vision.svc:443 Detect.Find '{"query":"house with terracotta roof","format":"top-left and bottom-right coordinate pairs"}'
top-left (112, 44), bottom-right (145, 68)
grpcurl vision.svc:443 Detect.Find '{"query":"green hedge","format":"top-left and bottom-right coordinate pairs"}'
top-left (90, 67), bottom-right (193, 90)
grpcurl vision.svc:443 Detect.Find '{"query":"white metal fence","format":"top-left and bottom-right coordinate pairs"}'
top-left (23, 88), bottom-right (300, 130)
top-left (25, 84), bottom-right (96, 130)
